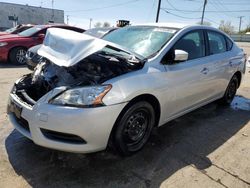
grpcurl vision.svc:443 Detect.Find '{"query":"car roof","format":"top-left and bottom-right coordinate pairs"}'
top-left (132, 22), bottom-right (220, 31)
top-left (134, 22), bottom-right (190, 29)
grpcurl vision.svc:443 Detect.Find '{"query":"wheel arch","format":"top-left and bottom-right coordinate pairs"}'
top-left (107, 93), bottom-right (161, 148)
top-left (8, 46), bottom-right (28, 61)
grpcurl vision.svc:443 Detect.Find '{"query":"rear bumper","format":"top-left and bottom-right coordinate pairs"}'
top-left (7, 92), bottom-right (127, 153)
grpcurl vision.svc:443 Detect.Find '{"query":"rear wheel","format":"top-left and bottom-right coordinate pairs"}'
top-left (219, 75), bottom-right (238, 105)
top-left (9, 47), bottom-right (27, 65)
top-left (112, 101), bottom-right (155, 156)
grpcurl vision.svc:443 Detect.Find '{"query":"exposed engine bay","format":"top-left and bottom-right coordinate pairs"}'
top-left (14, 50), bottom-right (144, 105)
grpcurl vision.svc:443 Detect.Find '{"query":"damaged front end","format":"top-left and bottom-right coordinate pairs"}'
top-left (12, 28), bottom-right (145, 107)
top-left (13, 46), bottom-right (144, 107)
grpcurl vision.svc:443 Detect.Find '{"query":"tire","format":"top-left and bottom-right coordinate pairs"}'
top-left (219, 75), bottom-right (238, 105)
top-left (9, 47), bottom-right (27, 65)
top-left (112, 101), bottom-right (155, 156)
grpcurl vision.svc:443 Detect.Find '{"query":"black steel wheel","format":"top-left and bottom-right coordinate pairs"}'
top-left (219, 75), bottom-right (238, 105)
top-left (112, 101), bottom-right (155, 156)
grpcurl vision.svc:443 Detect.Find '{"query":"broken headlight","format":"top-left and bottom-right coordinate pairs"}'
top-left (49, 85), bottom-right (112, 107)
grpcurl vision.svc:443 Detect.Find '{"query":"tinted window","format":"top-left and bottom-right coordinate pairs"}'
top-left (18, 25), bottom-right (46, 37)
top-left (174, 31), bottom-right (205, 60)
top-left (207, 31), bottom-right (227, 54)
top-left (226, 37), bottom-right (233, 51)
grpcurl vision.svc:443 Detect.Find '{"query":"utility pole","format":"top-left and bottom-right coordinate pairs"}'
top-left (156, 0), bottom-right (162, 23)
top-left (238, 16), bottom-right (244, 33)
top-left (89, 18), bottom-right (92, 29)
top-left (51, 0), bottom-right (55, 22)
top-left (66, 15), bottom-right (69, 24)
top-left (201, 0), bottom-right (207, 25)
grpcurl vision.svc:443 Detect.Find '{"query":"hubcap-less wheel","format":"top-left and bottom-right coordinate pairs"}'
top-left (16, 49), bottom-right (27, 65)
top-left (227, 81), bottom-right (237, 102)
top-left (219, 75), bottom-right (238, 105)
top-left (123, 109), bottom-right (149, 146)
top-left (112, 101), bottom-right (155, 156)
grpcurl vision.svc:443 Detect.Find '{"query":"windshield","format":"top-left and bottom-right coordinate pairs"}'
top-left (5, 27), bottom-right (16, 33)
top-left (103, 26), bottom-right (177, 58)
top-left (18, 25), bottom-right (45, 37)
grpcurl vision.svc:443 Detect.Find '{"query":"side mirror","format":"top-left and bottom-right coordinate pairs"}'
top-left (174, 49), bottom-right (188, 61)
top-left (37, 33), bottom-right (45, 39)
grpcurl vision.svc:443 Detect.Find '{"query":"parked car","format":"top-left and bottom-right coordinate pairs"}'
top-left (7, 23), bottom-right (245, 156)
top-left (0, 24), bottom-right (34, 36)
top-left (26, 27), bottom-right (117, 70)
top-left (84, 27), bottom-right (117, 38)
top-left (0, 24), bottom-right (85, 65)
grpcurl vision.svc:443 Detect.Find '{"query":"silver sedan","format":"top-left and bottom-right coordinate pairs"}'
top-left (7, 23), bottom-right (246, 155)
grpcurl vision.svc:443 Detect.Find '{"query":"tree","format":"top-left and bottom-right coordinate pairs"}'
top-left (103, 22), bottom-right (111, 27)
top-left (94, 22), bottom-right (102, 28)
top-left (94, 22), bottom-right (111, 28)
top-left (196, 21), bottom-right (211, 26)
top-left (218, 20), bottom-right (235, 34)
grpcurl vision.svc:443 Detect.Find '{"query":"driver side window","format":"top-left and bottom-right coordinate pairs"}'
top-left (173, 31), bottom-right (205, 61)
top-left (34, 29), bottom-right (47, 37)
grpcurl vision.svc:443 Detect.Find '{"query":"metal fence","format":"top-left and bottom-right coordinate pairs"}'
top-left (229, 34), bottom-right (250, 42)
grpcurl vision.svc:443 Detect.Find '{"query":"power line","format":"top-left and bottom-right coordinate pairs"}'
top-left (160, 8), bottom-right (250, 13)
top-left (165, 0), bottom-right (203, 14)
top-left (181, 0), bottom-right (250, 4)
top-left (210, 0), bottom-right (238, 18)
top-left (204, 17), bottom-right (220, 26)
top-left (161, 9), bottom-right (201, 19)
top-left (146, 0), bottom-right (157, 22)
top-left (65, 0), bottom-right (141, 12)
top-left (208, 2), bottom-right (237, 19)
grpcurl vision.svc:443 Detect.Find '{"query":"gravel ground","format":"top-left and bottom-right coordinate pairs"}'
top-left (0, 43), bottom-right (249, 188)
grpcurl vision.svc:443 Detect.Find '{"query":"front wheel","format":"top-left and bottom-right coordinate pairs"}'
top-left (9, 47), bottom-right (27, 65)
top-left (219, 75), bottom-right (238, 105)
top-left (112, 101), bottom-right (155, 156)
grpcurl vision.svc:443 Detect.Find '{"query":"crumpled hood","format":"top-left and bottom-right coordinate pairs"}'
top-left (38, 28), bottom-right (143, 67)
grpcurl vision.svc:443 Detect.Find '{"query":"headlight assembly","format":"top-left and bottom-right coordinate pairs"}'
top-left (49, 85), bottom-right (112, 108)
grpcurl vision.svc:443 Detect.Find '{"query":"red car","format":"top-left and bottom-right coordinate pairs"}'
top-left (0, 24), bottom-right (34, 36)
top-left (0, 24), bottom-right (85, 65)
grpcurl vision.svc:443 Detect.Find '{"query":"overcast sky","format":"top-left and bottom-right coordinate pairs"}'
top-left (2, 0), bottom-right (250, 30)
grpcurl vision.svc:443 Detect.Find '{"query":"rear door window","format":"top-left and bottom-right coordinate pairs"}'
top-left (226, 37), bottom-right (233, 51)
top-left (207, 31), bottom-right (227, 55)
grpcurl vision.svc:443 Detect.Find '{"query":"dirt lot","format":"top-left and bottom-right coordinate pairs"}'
top-left (0, 43), bottom-right (250, 188)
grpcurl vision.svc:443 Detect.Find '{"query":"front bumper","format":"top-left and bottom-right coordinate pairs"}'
top-left (7, 92), bottom-right (127, 153)
top-left (0, 47), bottom-right (9, 62)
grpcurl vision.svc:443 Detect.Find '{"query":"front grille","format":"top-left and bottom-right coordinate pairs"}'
top-left (40, 128), bottom-right (86, 144)
top-left (13, 113), bottom-right (30, 132)
top-left (14, 90), bottom-right (35, 107)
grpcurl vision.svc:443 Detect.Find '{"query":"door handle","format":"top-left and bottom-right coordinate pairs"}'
top-left (201, 67), bottom-right (209, 74)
